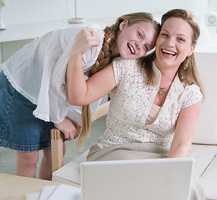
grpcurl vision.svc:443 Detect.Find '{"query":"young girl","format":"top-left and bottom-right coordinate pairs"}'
top-left (0, 12), bottom-right (159, 179)
top-left (66, 9), bottom-right (205, 199)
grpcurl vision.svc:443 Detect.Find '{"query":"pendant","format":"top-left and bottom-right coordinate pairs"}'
top-left (158, 88), bottom-right (166, 100)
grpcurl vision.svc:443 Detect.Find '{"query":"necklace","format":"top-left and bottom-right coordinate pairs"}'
top-left (157, 85), bottom-right (170, 101)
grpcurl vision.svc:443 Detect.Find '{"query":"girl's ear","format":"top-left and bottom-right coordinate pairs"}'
top-left (119, 20), bottom-right (129, 31)
top-left (188, 45), bottom-right (195, 56)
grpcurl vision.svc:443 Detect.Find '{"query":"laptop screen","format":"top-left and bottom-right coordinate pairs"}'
top-left (81, 158), bottom-right (193, 200)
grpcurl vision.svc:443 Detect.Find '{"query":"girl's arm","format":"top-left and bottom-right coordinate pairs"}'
top-left (66, 28), bottom-right (116, 106)
top-left (168, 101), bottom-right (202, 158)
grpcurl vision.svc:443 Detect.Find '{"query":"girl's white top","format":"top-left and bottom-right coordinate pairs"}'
top-left (97, 58), bottom-right (203, 149)
top-left (1, 24), bottom-right (104, 124)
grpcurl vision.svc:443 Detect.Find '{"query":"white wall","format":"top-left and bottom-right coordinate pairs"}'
top-left (2, 0), bottom-right (70, 25)
top-left (78, 0), bottom-right (210, 21)
top-left (1, 0), bottom-right (212, 25)
top-left (2, 0), bottom-right (217, 49)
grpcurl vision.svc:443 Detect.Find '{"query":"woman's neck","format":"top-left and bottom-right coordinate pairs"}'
top-left (154, 61), bottom-right (178, 87)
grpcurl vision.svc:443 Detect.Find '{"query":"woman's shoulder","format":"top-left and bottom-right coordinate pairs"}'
top-left (181, 83), bottom-right (203, 109)
top-left (112, 57), bottom-right (142, 85)
top-left (113, 57), bottom-right (143, 76)
top-left (113, 57), bottom-right (139, 67)
top-left (183, 83), bottom-right (202, 95)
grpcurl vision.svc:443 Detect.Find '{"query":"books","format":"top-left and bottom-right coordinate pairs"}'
top-left (25, 184), bottom-right (81, 200)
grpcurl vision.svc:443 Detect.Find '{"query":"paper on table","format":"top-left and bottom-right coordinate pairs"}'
top-left (39, 186), bottom-right (58, 200)
top-left (25, 192), bottom-right (41, 200)
top-left (47, 184), bottom-right (81, 200)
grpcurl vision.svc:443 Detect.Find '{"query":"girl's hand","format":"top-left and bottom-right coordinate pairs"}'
top-left (70, 28), bottom-right (100, 56)
top-left (54, 118), bottom-right (81, 140)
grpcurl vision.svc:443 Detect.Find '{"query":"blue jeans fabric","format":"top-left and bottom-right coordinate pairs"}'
top-left (0, 71), bottom-right (54, 152)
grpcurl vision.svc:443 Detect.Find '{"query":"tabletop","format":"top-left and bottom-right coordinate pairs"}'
top-left (0, 173), bottom-right (79, 200)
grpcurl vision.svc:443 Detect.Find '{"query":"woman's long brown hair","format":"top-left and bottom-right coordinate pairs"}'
top-left (139, 9), bottom-right (204, 98)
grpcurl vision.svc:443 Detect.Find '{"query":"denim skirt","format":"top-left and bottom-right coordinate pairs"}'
top-left (0, 71), bottom-right (54, 152)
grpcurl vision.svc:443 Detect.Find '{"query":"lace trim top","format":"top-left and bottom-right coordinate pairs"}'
top-left (145, 104), bottom-right (161, 125)
top-left (97, 57), bottom-right (203, 149)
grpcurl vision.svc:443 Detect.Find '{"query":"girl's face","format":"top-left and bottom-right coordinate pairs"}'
top-left (154, 17), bottom-right (195, 71)
top-left (113, 20), bottom-right (157, 59)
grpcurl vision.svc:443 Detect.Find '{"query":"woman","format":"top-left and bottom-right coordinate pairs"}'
top-left (67, 9), bottom-right (205, 199)
top-left (0, 12), bottom-right (159, 179)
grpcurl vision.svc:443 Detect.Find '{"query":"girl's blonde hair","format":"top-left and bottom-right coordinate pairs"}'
top-left (77, 12), bottom-right (160, 149)
top-left (139, 9), bottom-right (204, 97)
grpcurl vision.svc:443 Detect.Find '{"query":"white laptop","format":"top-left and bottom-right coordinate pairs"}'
top-left (80, 158), bottom-right (194, 200)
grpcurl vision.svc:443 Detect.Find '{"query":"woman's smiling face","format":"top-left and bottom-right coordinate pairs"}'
top-left (154, 17), bottom-right (195, 71)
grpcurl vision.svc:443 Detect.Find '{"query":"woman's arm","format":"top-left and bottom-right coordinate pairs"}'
top-left (168, 101), bottom-right (202, 158)
top-left (66, 28), bottom-right (116, 106)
